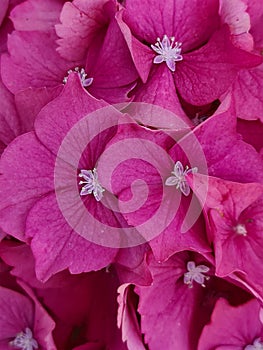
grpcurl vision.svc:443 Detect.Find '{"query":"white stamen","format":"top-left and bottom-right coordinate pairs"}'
top-left (151, 35), bottom-right (183, 72)
top-left (63, 67), bottom-right (93, 87)
top-left (234, 223), bottom-right (247, 236)
top-left (10, 328), bottom-right (38, 350)
top-left (79, 168), bottom-right (105, 201)
top-left (245, 338), bottom-right (263, 350)
top-left (184, 261), bottom-right (210, 288)
top-left (165, 161), bottom-right (198, 196)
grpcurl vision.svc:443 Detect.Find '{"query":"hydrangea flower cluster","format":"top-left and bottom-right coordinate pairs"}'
top-left (0, 0), bottom-right (263, 349)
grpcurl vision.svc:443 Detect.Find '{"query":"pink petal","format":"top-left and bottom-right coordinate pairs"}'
top-left (231, 64), bottom-right (263, 121)
top-left (56, 0), bottom-right (108, 61)
top-left (176, 26), bottom-right (263, 105)
top-left (0, 75), bottom-right (20, 148)
top-left (117, 284), bottom-right (146, 350)
top-left (86, 18), bottom-right (138, 103)
top-left (0, 287), bottom-right (34, 339)
top-left (122, 0), bottom-right (220, 52)
top-left (1, 31), bottom-right (71, 93)
top-left (191, 96), bottom-right (263, 183)
top-left (34, 74), bottom-right (107, 156)
top-left (10, 0), bottom-right (64, 32)
top-left (0, 133), bottom-right (55, 240)
top-left (135, 251), bottom-right (213, 350)
top-left (198, 299), bottom-right (263, 349)
top-left (131, 64), bottom-right (191, 125)
top-left (116, 10), bottom-right (154, 83)
top-left (26, 193), bottom-right (117, 281)
top-left (15, 86), bottom-right (62, 133)
top-left (18, 282), bottom-right (56, 350)
top-left (219, 0), bottom-right (254, 50)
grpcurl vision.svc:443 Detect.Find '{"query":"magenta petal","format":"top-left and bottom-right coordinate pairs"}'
top-left (115, 245), bottom-right (152, 285)
top-left (0, 76), bottom-right (20, 148)
top-left (219, 0), bottom-right (254, 50)
top-left (10, 0), bottom-right (64, 32)
top-left (26, 193), bottom-right (117, 281)
top-left (56, 0), bottom-right (108, 61)
top-left (15, 86), bottom-right (62, 133)
top-left (87, 18), bottom-right (138, 103)
top-left (117, 284), bottom-right (146, 350)
top-left (122, 0), bottom-right (219, 52)
top-left (133, 64), bottom-right (191, 124)
top-left (116, 11), bottom-right (154, 83)
top-left (247, 0), bottom-right (263, 49)
top-left (1, 31), bottom-right (70, 93)
top-left (192, 97), bottom-right (263, 183)
top-left (34, 74), bottom-right (107, 156)
top-left (135, 252), bottom-right (213, 350)
top-left (149, 205), bottom-right (211, 262)
top-left (198, 299), bottom-right (263, 349)
top-left (231, 64), bottom-right (263, 121)
top-left (0, 287), bottom-right (34, 339)
top-left (176, 26), bottom-right (263, 105)
top-left (0, 132), bottom-right (55, 240)
top-left (18, 282), bottom-right (56, 350)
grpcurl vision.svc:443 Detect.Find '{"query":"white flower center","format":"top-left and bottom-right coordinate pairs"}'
top-left (63, 67), bottom-right (93, 87)
top-left (184, 261), bottom-right (210, 288)
top-left (245, 338), bottom-right (263, 350)
top-left (165, 161), bottom-right (198, 196)
top-left (234, 223), bottom-right (247, 236)
top-left (10, 328), bottom-right (38, 350)
top-left (79, 168), bottom-right (105, 201)
top-left (151, 35), bottom-right (183, 72)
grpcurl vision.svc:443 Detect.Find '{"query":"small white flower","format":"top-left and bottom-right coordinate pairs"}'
top-left (184, 261), bottom-right (210, 288)
top-left (233, 223), bottom-right (247, 236)
top-left (9, 328), bottom-right (38, 350)
top-left (63, 67), bottom-right (93, 87)
top-left (151, 35), bottom-right (183, 72)
top-left (79, 168), bottom-right (105, 201)
top-left (165, 161), bottom-right (198, 196)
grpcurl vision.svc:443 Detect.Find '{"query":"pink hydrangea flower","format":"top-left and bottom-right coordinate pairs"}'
top-left (0, 241), bottom-right (128, 349)
top-left (130, 250), bottom-right (251, 350)
top-left (99, 96), bottom-right (263, 262)
top-left (191, 174), bottom-right (263, 300)
top-left (116, 0), bottom-right (262, 111)
top-left (0, 75), bottom-right (121, 281)
top-left (2, 0), bottom-right (138, 106)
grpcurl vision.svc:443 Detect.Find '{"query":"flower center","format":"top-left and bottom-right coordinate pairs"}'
top-left (9, 328), bottom-right (38, 350)
top-left (63, 67), bottom-right (93, 87)
top-left (79, 168), bottom-right (105, 201)
top-left (165, 161), bottom-right (198, 196)
top-left (151, 35), bottom-right (183, 72)
top-left (184, 261), bottom-right (210, 288)
top-left (245, 338), bottom-right (263, 350)
top-left (233, 223), bottom-right (247, 236)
